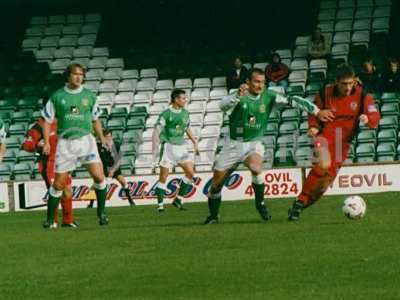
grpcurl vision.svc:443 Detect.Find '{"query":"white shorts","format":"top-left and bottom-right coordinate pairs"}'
top-left (159, 142), bottom-right (191, 169)
top-left (55, 134), bottom-right (101, 173)
top-left (213, 138), bottom-right (265, 171)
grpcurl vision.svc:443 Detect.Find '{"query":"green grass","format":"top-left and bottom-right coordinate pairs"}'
top-left (1, 193), bottom-right (399, 300)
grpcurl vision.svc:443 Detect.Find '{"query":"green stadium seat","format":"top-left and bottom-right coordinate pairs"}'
top-left (381, 92), bottom-right (399, 104)
top-left (129, 106), bottom-right (148, 119)
top-left (295, 147), bottom-right (313, 167)
top-left (0, 164), bottom-right (12, 182)
top-left (122, 130), bottom-right (143, 144)
top-left (279, 122), bottom-right (299, 134)
top-left (355, 143), bottom-right (375, 163)
top-left (13, 162), bottom-right (32, 181)
top-left (0, 100), bottom-right (17, 111)
top-left (5, 136), bottom-right (22, 148)
top-left (17, 150), bottom-right (36, 163)
top-left (305, 83), bottom-right (322, 96)
top-left (299, 121), bottom-right (309, 133)
top-left (265, 122), bottom-right (279, 136)
top-left (379, 116), bottom-right (398, 129)
top-left (376, 142), bottom-right (396, 162)
top-left (281, 108), bottom-right (300, 122)
top-left (286, 85), bottom-right (305, 97)
top-left (3, 149), bottom-right (17, 163)
top-left (268, 108), bottom-right (281, 123)
top-left (300, 110), bottom-right (309, 121)
top-left (263, 149), bottom-right (274, 166)
top-left (377, 129), bottom-right (397, 144)
top-left (297, 134), bottom-right (312, 147)
top-left (277, 134), bottom-right (295, 148)
top-left (0, 111), bottom-right (12, 122)
top-left (126, 118), bottom-right (145, 130)
top-left (106, 119), bottom-right (126, 131)
top-left (31, 110), bottom-right (42, 122)
top-left (12, 111), bottom-right (32, 123)
top-left (17, 98), bottom-right (38, 111)
top-left (120, 143), bottom-right (137, 156)
top-left (21, 86), bottom-right (41, 97)
top-left (8, 123), bottom-right (28, 136)
top-left (109, 107), bottom-right (128, 119)
top-left (75, 170), bottom-right (90, 178)
top-left (274, 149), bottom-right (295, 166)
top-left (357, 130), bottom-right (376, 144)
top-left (308, 71), bottom-right (325, 84)
top-left (120, 157), bottom-right (134, 175)
top-left (261, 135), bottom-right (276, 150)
top-left (380, 103), bottom-right (399, 116)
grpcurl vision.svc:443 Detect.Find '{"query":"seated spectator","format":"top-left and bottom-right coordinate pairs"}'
top-left (265, 53), bottom-right (289, 88)
top-left (226, 56), bottom-right (248, 91)
top-left (308, 27), bottom-right (331, 59)
top-left (357, 58), bottom-right (381, 94)
top-left (380, 58), bottom-right (400, 93)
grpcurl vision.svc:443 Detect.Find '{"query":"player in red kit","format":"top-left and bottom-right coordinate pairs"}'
top-left (288, 64), bottom-right (380, 221)
top-left (22, 117), bottom-right (78, 228)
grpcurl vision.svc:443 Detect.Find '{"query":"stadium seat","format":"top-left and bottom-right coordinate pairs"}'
top-left (201, 126), bottom-right (220, 138)
top-left (107, 58), bottom-right (124, 69)
top-left (73, 46), bottom-right (93, 58)
top-left (129, 106), bottom-right (148, 119)
top-left (212, 77), bottom-right (227, 88)
top-left (8, 124), bottom-right (27, 136)
top-left (30, 16), bottom-right (47, 26)
top-left (17, 150), bottom-right (36, 163)
top-left (153, 90), bottom-right (171, 104)
top-left (6, 136), bottom-right (22, 149)
top-left (156, 80), bottom-right (174, 90)
top-left (54, 47), bottom-right (74, 59)
top-left (85, 81), bottom-right (100, 93)
top-left (99, 80), bottom-right (119, 93)
top-left (297, 134), bottom-right (312, 147)
top-left (126, 117), bottom-right (146, 131)
top-left (372, 18), bottom-right (390, 32)
top-left (3, 149), bottom-right (17, 163)
top-left (0, 164), bottom-right (12, 182)
top-left (103, 69), bottom-right (122, 80)
top-left (149, 104), bottom-right (167, 116)
top-left (352, 31), bottom-right (370, 47)
top-left (277, 135), bottom-right (295, 148)
top-left (81, 23), bottom-right (100, 34)
top-left (376, 142), bottom-right (396, 162)
top-left (175, 78), bottom-right (192, 89)
top-left (59, 36), bottom-right (79, 47)
top-left (109, 107), bottom-right (128, 119)
top-left (121, 69), bottom-right (139, 80)
top-left (117, 79), bottom-right (138, 93)
top-left (191, 88), bottom-right (209, 101)
top-left (379, 116), bottom-right (398, 129)
top-left (63, 24), bottom-right (81, 35)
top-left (141, 129), bottom-right (154, 142)
top-left (145, 116), bottom-right (159, 128)
top-left (206, 101), bottom-right (221, 113)
top-left (357, 130), bottom-right (376, 144)
top-left (380, 103), bottom-right (399, 116)
top-left (281, 109), bottom-right (300, 122)
top-left (204, 113), bottom-right (223, 126)
top-left (274, 149), bottom-right (295, 166)
top-left (295, 147), bottom-right (313, 167)
top-left (77, 34), bottom-right (97, 46)
top-left (293, 46), bottom-right (309, 59)
top-left (189, 114), bottom-right (203, 127)
top-left (380, 93), bottom-right (399, 104)
top-left (377, 129), bottom-right (397, 144)
top-left (138, 142), bottom-right (153, 155)
top-left (355, 143), bottom-right (375, 162)
top-left (353, 19), bottom-right (371, 31)
top-left (193, 78), bottom-right (211, 89)
top-left (318, 9), bottom-right (336, 22)
top-left (318, 21), bottom-right (334, 33)
top-left (114, 92), bottom-right (134, 106)
top-left (88, 57), bottom-right (107, 69)
top-left (338, 0), bottom-right (355, 8)
top-left (13, 162), bottom-right (32, 181)
top-left (134, 154), bottom-right (154, 174)
top-left (253, 62), bottom-right (268, 70)
top-left (335, 20), bottom-right (353, 32)
top-left (140, 68), bottom-right (158, 79)
top-left (188, 102), bottom-right (206, 115)
top-left (290, 59), bottom-right (308, 71)
top-left (286, 84), bottom-right (305, 96)
top-left (336, 8), bottom-right (355, 20)
top-left (279, 122), bottom-right (299, 135)
top-left (136, 79), bottom-right (156, 92)
top-left (12, 111), bottom-right (31, 123)
top-left (107, 119), bottom-right (126, 131)
top-left (209, 89), bottom-right (227, 100)
top-left (35, 48), bottom-right (56, 61)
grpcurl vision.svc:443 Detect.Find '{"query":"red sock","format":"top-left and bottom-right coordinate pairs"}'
top-left (61, 196), bottom-right (74, 224)
top-left (298, 167), bottom-right (334, 207)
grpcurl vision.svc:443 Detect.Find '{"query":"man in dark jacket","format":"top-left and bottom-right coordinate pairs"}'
top-left (226, 56), bottom-right (248, 91)
top-left (88, 129), bottom-right (134, 207)
top-left (380, 58), bottom-right (400, 93)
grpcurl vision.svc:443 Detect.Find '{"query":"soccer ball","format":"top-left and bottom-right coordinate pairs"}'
top-left (342, 196), bottom-right (367, 219)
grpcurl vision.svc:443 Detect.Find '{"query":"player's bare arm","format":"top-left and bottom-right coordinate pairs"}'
top-left (186, 128), bottom-right (199, 155)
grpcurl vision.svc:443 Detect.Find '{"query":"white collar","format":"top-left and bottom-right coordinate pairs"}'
top-left (64, 85), bottom-right (83, 94)
top-left (169, 106), bottom-right (182, 113)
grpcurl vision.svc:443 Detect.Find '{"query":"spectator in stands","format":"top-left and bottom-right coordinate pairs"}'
top-left (265, 52), bottom-right (289, 88)
top-left (357, 58), bottom-right (381, 94)
top-left (226, 56), bottom-right (248, 91)
top-left (380, 58), bottom-right (400, 93)
top-left (308, 27), bottom-right (331, 59)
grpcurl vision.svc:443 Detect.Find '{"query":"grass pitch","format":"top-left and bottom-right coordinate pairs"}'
top-left (0, 193), bottom-right (399, 300)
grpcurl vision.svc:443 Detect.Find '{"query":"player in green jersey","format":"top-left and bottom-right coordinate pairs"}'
top-left (152, 89), bottom-right (199, 212)
top-left (42, 63), bottom-right (109, 228)
top-left (204, 68), bottom-right (334, 224)
top-left (0, 118), bottom-right (7, 163)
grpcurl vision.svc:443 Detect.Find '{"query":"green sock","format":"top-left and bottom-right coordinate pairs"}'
top-left (95, 187), bottom-right (107, 218)
top-left (156, 187), bottom-right (165, 205)
top-left (252, 183), bottom-right (265, 209)
top-left (208, 195), bottom-right (221, 218)
top-left (177, 180), bottom-right (191, 198)
top-left (47, 194), bottom-right (60, 223)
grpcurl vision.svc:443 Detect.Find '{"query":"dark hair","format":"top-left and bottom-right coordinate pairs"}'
top-left (170, 89), bottom-right (186, 103)
top-left (336, 64), bottom-right (355, 80)
top-left (64, 63), bottom-right (86, 82)
top-left (388, 57), bottom-right (399, 65)
top-left (103, 128), bottom-right (112, 136)
top-left (271, 52), bottom-right (281, 63)
top-left (247, 68), bottom-right (265, 80)
top-left (312, 27), bottom-right (325, 43)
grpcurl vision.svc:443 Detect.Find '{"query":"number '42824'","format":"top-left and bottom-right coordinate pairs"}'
top-left (245, 183), bottom-right (298, 196)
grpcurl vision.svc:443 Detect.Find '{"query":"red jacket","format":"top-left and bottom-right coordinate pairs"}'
top-left (22, 118), bottom-right (58, 172)
top-left (265, 63), bottom-right (289, 83)
top-left (309, 85), bottom-right (380, 142)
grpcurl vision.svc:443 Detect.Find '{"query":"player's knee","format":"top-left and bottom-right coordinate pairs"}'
top-left (63, 187), bottom-right (72, 199)
top-left (93, 179), bottom-right (107, 190)
top-left (249, 164), bottom-right (262, 176)
top-left (49, 185), bottom-right (63, 198)
top-left (252, 173), bottom-right (264, 185)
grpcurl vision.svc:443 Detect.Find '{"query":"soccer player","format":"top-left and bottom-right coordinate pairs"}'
top-left (288, 64), bottom-right (380, 221)
top-left (42, 63), bottom-right (109, 228)
top-left (87, 128), bottom-right (135, 208)
top-left (152, 89), bottom-right (199, 212)
top-left (204, 68), bottom-right (334, 224)
top-left (21, 117), bottom-right (78, 228)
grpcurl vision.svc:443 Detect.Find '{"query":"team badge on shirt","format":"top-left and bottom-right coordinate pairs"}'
top-left (350, 101), bottom-right (358, 111)
top-left (249, 116), bottom-right (256, 126)
top-left (259, 104), bottom-right (266, 113)
top-left (71, 106), bottom-right (80, 114)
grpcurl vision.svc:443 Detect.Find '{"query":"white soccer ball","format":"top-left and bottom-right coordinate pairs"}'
top-left (342, 196), bottom-right (367, 219)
